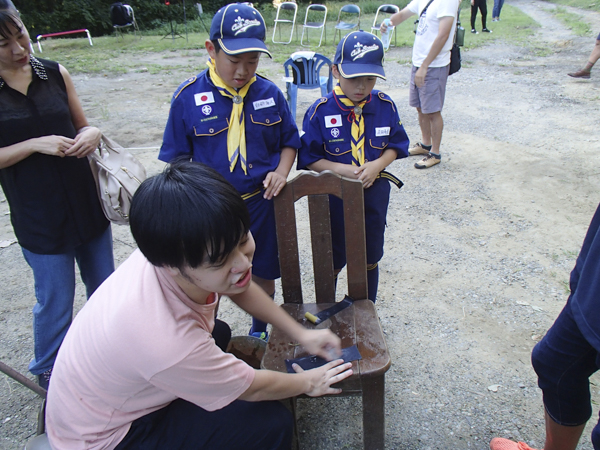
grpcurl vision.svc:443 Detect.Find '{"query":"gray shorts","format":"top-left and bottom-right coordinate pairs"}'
top-left (409, 65), bottom-right (450, 114)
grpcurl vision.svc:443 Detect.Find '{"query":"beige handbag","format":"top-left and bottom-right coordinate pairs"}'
top-left (88, 135), bottom-right (147, 225)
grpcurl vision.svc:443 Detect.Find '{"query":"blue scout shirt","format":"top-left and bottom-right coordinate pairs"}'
top-left (570, 203), bottom-right (600, 351)
top-left (160, 70), bottom-right (301, 195)
top-left (298, 90), bottom-right (409, 170)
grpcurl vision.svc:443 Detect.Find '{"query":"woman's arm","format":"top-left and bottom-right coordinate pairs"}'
top-left (0, 136), bottom-right (74, 169)
top-left (60, 64), bottom-right (102, 158)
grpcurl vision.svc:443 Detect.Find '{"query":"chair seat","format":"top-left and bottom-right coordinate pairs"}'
top-left (262, 300), bottom-right (391, 385)
top-left (304, 21), bottom-right (324, 28)
top-left (24, 433), bottom-right (51, 450)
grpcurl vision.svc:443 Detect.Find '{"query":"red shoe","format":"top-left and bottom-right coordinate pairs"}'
top-left (489, 437), bottom-right (540, 450)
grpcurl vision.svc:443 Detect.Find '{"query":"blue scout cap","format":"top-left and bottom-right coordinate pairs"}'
top-left (334, 31), bottom-right (386, 79)
top-left (210, 3), bottom-right (271, 57)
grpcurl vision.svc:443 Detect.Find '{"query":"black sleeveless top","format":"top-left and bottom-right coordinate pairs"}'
top-left (0, 57), bottom-right (108, 254)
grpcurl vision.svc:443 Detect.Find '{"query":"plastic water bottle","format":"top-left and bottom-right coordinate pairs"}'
top-left (381, 19), bottom-right (393, 50)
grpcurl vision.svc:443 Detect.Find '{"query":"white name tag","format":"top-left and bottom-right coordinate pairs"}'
top-left (253, 98), bottom-right (276, 110)
top-left (325, 115), bottom-right (342, 128)
top-left (195, 92), bottom-right (215, 106)
top-left (375, 127), bottom-right (390, 137)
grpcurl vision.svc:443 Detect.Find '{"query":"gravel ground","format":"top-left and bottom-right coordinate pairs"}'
top-left (2, 1), bottom-right (600, 448)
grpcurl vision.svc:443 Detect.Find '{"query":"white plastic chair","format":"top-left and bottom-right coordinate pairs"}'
top-left (300, 4), bottom-right (327, 47)
top-left (272, 2), bottom-right (298, 44)
top-left (371, 4), bottom-right (399, 48)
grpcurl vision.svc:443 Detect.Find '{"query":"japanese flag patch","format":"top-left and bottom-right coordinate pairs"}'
top-left (324, 115), bottom-right (342, 128)
top-left (194, 92), bottom-right (215, 106)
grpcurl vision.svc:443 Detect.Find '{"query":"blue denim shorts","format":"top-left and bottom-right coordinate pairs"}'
top-left (532, 298), bottom-right (600, 427)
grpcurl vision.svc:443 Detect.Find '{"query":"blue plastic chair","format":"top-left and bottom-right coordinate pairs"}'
top-left (283, 53), bottom-right (333, 122)
top-left (334, 4), bottom-right (360, 43)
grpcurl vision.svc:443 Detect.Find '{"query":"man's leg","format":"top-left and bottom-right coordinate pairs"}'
top-left (428, 111), bottom-right (444, 156)
top-left (416, 107), bottom-right (432, 147)
top-left (115, 398), bottom-right (293, 450)
top-left (569, 39), bottom-right (600, 78)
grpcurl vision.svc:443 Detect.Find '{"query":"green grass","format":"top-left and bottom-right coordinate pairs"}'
top-left (545, 0), bottom-right (600, 12)
top-left (552, 5), bottom-right (592, 36)
top-left (36, 1), bottom-right (540, 76)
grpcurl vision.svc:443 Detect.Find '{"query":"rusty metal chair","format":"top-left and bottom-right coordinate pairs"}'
top-left (261, 171), bottom-right (391, 450)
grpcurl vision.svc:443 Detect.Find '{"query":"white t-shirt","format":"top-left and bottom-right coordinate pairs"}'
top-left (46, 249), bottom-right (255, 450)
top-left (407, 0), bottom-right (460, 68)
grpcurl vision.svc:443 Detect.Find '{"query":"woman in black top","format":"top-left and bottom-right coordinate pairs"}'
top-left (0, 0), bottom-right (114, 389)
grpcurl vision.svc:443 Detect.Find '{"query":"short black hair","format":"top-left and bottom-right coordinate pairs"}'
top-left (0, 0), bottom-right (21, 40)
top-left (211, 39), bottom-right (222, 53)
top-left (130, 159), bottom-right (250, 269)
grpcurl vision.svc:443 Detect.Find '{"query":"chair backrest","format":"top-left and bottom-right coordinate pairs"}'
top-left (303, 4), bottom-right (327, 26)
top-left (339, 3), bottom-right (360, 16)
top-left (283, 53), bottom-right (332, 89)
top-left (279, 1), bottom-right (297, 11)
top-left (274, 171), bottom-right (368, 305)
top-left (372, 4), bottom-right (399, 27)
top-left (110, 2), bottom-right (133, 26)
top-left (274, 2), bottom-right (297, 21)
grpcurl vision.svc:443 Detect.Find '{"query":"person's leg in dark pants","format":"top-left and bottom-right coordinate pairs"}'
top-left (470, 0), bottom-right (478, 31)
top-left (531, 300), bottom-right (600, 450)
top-left (480, 0), bottom-right (489, 31)
top-left (115, 398), bottom-right (293, 450)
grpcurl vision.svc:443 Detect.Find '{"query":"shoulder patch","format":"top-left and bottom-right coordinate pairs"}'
top-left (309, 97), bottom-right (329, 121)
top-left (377, 91), bottom-right (396, 113)
top-left (173, 76), bottom-right (198, 100)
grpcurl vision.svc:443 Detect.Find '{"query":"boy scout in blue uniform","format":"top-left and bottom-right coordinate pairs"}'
top-left (299, 31), bottom-right (409, 302)
top-left (160, 3), bottom-right (301, 338)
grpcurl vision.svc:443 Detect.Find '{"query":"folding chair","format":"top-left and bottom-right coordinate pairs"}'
top-left (334, 4), bottom-right (360, 43)
top-left (110, 3), bottom-right (139, 39)
top-left (272, 2), bottom-right (298, 44)
top-left (262, 171), bottom-right (392, 450)
top-left (300, 4), bottom-right (327, 47)
top-left (371, 4), bottom-right (399, 48)
top-left (283, 52), bottom-right (333, 122)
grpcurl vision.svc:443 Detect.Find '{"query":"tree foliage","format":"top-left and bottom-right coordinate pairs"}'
top-left (13, 0), bottom-right (259, 37)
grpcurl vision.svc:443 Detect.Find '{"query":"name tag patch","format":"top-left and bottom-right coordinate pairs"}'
top-left (253, 98), bottom-right (276, 110)
top-left (195, 92), bottom-right (215, 106)
top-left (325, 115), bottom-right (342, 128)
top-left (375, 127), bottom-right (390, 137)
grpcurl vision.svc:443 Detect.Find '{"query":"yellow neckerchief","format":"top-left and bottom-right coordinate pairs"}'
top-left (333, 83), bottom-right (368, 166)
top-left (207, 59), bottom-right (256, 175)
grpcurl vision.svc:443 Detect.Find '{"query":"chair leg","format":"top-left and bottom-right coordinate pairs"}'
top-left (289, 84), bottom-right (298, 122)
top-left (362, 375), bottom-right (385, 450)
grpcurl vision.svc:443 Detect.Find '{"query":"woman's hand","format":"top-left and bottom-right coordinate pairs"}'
top-left (64, 127), bottom-right (102, 158)
top-left (33, 135), bottom-right (76, 157)
top-left (293, 359), bottom-right (353, 397)
top-left (297, 328), bottom-right (342, 361)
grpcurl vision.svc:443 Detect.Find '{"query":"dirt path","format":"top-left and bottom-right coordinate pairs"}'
top-left (2, 1), bottom-right (600, 448)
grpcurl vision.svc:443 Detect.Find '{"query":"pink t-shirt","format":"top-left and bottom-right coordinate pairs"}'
top-left (46, 249), bottom-right (255, 450)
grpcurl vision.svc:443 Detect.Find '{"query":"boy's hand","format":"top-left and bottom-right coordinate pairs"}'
top-left (292, 359), bottom-right (353, 397)
top-left (263, 171), bottom-right (287, 200)
top-left (297, 328), bottom-right (342, 361)
top-left (355, 160), bottom-right (383, 188)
